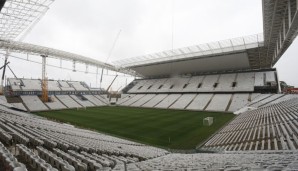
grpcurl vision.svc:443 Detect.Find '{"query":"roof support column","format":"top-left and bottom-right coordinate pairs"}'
top-left (72, 60), bottom-right (76, 72)
top-left (283, 17), bottom-right (286, 40)
top-left (0, 50), bottom-right (9, 93)
top-left (288, 0), bottom-right (292, 27)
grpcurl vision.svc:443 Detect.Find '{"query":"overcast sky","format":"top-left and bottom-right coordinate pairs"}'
top-left (2, 0), bottom-right (298, 89)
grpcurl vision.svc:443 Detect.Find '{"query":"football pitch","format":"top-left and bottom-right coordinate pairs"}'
top-left (36, 106), bottom-right (234, 150)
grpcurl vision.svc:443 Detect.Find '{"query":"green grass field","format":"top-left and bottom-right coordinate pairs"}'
top-left (36, 106), bottom-right (234, 150)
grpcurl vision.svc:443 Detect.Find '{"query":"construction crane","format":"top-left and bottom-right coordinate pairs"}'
top-left (99, 29), bottom-right (121, 89)
top-left (106, 75), bottom-right (118, 93)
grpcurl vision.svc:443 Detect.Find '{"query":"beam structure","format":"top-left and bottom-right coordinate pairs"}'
top-left (0, 0), bottom-right (55, 40)
top-left (263, 0), bottom-right (298, 67)
top-left (0, 39), bottom-right (137, 76)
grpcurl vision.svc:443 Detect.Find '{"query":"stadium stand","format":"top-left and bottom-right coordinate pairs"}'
top-left (186, 93), bottom-right (213, 111)
top-left (169, 77), bottom-right (191, 92)
top-left (45, 95), bottom-right (67, 110)
top-left (233, 72), bottom-right (255, 92)
top-left (70, 95), bottom-right (94, 107)
top-left (68, 81), bottom-right (89, 91)
top-left (121, 94), bottom-right (146, 106)
top-left (10, 103), bottom-right (27, 111)
top-left (131, 94), bottom-right (156, 107)
top-left (214, 73), bottom-right (236, 92)
top-left (126, 71), bottom-right (277, 94)
top-left (55, 95), bottom-right (82, 108)
top-left (250, 93), bottom-right (261, 101)
top-left (198, 75), bottom-right (219, 92)
top-left (228, 93), bottom-right (249, 112)
top-left (249, 94), bottom-right (284, 108)
top-left (95, 95), bottom-right (109, 104)
top-left (142, 94), bottom-right (168, 108)
top-left (20, 95), bottom-right (49, 111)
top-left (254, 72), bottom-right (265, 86)
top-left (0, 105), bottom-right (169, 170)
top-left (205, 94), bottom-right (232, 112)
top-left (155, 94), bottom-right (182, 108)
top-left (47, 80), bottom-right (61, 91)
top-left (202, 98), bottom-right (298, 151)
top-left (58, 81), bottom-right (75, 91)
top-left (83, 95), bottom-right (106, 106)
top-left (169, 94), bottom-right (196, 109)
top-left (116, 94), bottom-right (136, 105)
top-left (21, 79), bottom-right (41, 91)
top-left (0, 96), bottom-right (13, 108)
top-left (0, 142), bottom-right (27, 171)
top-left (7, 78), bottom-right (23, 91)
top-left (146, 78), bottom-right (168, 93)
top-left (126, 151), bottom-right (298, 170)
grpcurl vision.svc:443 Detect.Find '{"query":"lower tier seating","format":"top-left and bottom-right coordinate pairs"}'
top-left (202, 98), bottom-right (298, 151)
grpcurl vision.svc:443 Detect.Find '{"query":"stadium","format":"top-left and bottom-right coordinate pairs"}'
top-left (0, 0), bottom-right (298, 171)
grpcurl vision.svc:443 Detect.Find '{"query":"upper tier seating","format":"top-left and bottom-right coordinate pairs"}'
top-left (199, 75), bottom-right (219, 92)
top-left (182, 76), bottom-right (204, 92)
top-left (214, 74), bottom-right (236, 92)
top-left (7, 78), bottom-right (94, 93)
top-left (254, 72), bottom-right (265, 86)
top-left (169, 77), bottom-right (191, 92)
top-left (127, 71), bottom-right (277, 93)
top-left (233, 72), bottom-right (255, 91)
top-left (47, 80), bottom-right (61, 91)
top-left (146, 79), bottom-right (168, 93)
top-left (128, 80), bottom-right (148, 93)
top-left (8, 78), bottom-right (23, 91)
top-left (21, 79), bottom-right (42, 91)
top-left (68, 82), bottom-right (89, 91)
top-left (58, 81), bottom-right (75, 91)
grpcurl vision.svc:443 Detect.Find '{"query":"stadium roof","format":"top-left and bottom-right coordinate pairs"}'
top-left (0, 39), bottom-right (137, 76)
top-left (262, 0), bottom-right (298, 67)
top-left (113, 34), bottom-right (265, 77)
top-left (0, 0), bottom-right (55, 40)
top-left (113, 0), bottom-right (298, 77)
